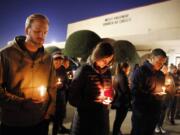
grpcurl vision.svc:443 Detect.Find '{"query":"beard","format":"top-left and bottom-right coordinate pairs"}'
top-left (29, 36), bottom-right (44, 48)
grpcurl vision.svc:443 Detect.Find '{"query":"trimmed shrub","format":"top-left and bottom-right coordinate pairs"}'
top-left (112, 40), bottom-right (140, 65)
top-left (64, 30), bottom-right (101, 62)
top-left (45, 46), bottom-right (62, 54)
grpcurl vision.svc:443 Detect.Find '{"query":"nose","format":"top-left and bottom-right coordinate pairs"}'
top-left (38, 31), bottom-right (47, 38)
top-left (103, 60), bottom-right (108, 65)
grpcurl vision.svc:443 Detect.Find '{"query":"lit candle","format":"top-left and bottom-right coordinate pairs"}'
top-left (72, 70), bottom-right (76, 76)
top-left (57, 78), bottom-right (62, 85)
top-left (103, 97), bottom-right (112, 105)
top-left (99, 88), bottom-right (113, 105)
top-left (161, 86), bottom-right (166, 93)
top-left (38, 85), bottom-right (47, 97)
top-left (100, 89), bottom-right (105, 97)
top-left (77, 57), bottom-right (81, 62)
top-left (167, 79), bottom-right (171, 85)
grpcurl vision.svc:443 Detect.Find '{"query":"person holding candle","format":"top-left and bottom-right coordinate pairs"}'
top-left (111, 62), bottom-right (131, 135)
top-left (63, 56), bottom-right (73, 82)
top-left (0, 14), bottom-right (57, 135)
top-left (52, 52), bottom-right (70, 135)
top-left (167, 65), bottom-right (179, 125)
top-left (68, 42), bottom-right (114, 135)
top-left (155, 64), bottom-right (175, 133)
top-left (175, 63), bottom-right (180, 119)
top-left (130, 48), bottom-right (167, 135)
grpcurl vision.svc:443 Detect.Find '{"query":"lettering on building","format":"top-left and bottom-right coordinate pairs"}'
top-left (103, 14), bottom-right (131, 26)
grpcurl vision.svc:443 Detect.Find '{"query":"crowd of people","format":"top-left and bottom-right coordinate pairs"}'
top-left (0, 13), bottom-right (179, 135)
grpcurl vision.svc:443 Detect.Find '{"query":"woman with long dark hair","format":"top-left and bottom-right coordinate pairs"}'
top-left (68, 42), bottom-right (114, 135)
top-left (111, 62), bottom-right (131, 135)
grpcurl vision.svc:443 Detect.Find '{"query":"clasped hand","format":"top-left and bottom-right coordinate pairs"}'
top-left (22, 98), bottom-right (45, 110)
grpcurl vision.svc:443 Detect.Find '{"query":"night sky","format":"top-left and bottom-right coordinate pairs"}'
top-left (0, 0), bottom-right (164, 47)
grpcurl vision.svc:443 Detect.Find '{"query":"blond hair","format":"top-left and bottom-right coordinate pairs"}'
top-left (25, 13), bottom-right (49, 29)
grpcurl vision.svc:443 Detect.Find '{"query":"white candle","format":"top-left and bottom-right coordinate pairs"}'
top-left (72, 70), bottom-right (76, 76)
top-left (100, 88), bottom-right (112, 105)
top-left (77, 57), bottom-right (81, 62)
top-left (57, 78), bottom-right (62, 85)
top-left (162, 86), bottom-right (166, 93)
top-left (38, 85), bottom-right (47, 97)
top-left (103, 97), bottom-right (112, 105)
top-left (100, 89), bottom-right (105, 97)
top-left (167, 79), bottom-right (171, 85)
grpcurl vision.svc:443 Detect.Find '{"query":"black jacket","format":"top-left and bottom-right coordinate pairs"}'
top-left (111, 70), bottom-right (131, 109)
top-left (69, 63), bottom-right (112, 135)
top-left (131, 60), bottom-right (165, 114)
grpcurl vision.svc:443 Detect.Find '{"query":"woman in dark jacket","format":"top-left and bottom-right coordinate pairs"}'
top-left (111, 62), bottom-right (131, 135)
top-left (68, 42), bottom-right (114, 135)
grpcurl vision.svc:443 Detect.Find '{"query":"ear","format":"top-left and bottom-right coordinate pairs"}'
top-left (25, 27), bottom-right (29, 35)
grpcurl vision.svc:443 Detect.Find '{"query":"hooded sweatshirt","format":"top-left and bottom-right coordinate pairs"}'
top-left (0, 36), bottom-right (56, 126)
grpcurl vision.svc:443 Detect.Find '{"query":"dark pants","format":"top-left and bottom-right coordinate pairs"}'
top-left (0, 120), bottom-right (49, 135)
top-left (131, 109), bottom-right (160, 135)
top-left (112, 106), bottom-right (129, 135)
top-left (167, 96), bottom-right (177, 121)
top-left (52, 107), bottom-right (65, 135)
top-left (70, 107), bottom-right (110, 135)
top-left (52, 90), bottom-right (67, 135)
top-left (157, 103), bottom-right (167, 127)
top-left (157, 95), bottom-right (169, 127)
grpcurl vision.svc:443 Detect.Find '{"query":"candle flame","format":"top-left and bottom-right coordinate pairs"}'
top-left (103, 97), bottom-right (112, 105)
top-left (72, 70), bottom-right (76, 75)
top-left (99, 88), bottom-right (113, 105)
top-left (167, 79), bottom-right (171, 85)
top-left (38, 85), bottom-right (47, 97)
top-left (100, 89), bottom-right (105, 97)
top-left (57, 78), bottom-right (62, 84)
top-left (162, 86), bottom-right (166, 93)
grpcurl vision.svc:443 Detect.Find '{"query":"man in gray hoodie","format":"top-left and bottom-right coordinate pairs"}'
top-left (0, 13), bottom-right (57, 135)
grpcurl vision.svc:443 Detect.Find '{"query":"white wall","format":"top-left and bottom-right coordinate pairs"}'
top-left (67, 0), bottom-right (180, 41)
top-left (67, 0), bottom-right (180, 65)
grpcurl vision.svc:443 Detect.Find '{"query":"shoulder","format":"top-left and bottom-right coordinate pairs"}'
top-left (74, 64), bottom-right (90, 75)
top-left (131, 65), bottom-right (148, 80)
top-left (78, 63), bottom-right (92, 72)
top-left (0, 41), bottom-right (16, 54)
